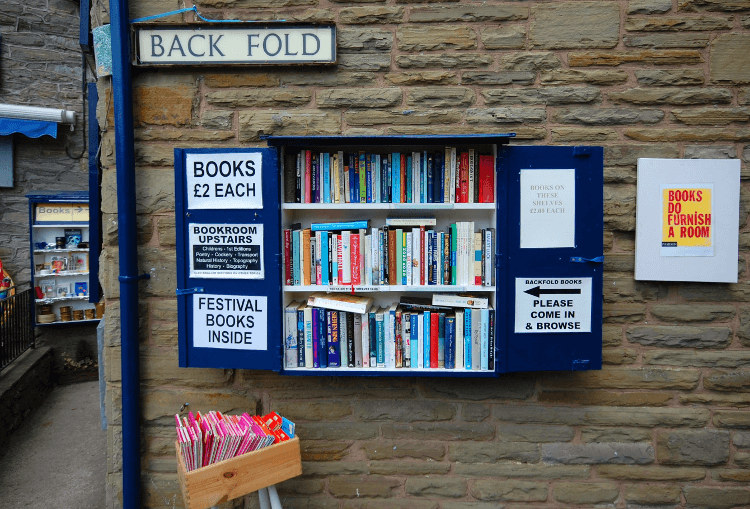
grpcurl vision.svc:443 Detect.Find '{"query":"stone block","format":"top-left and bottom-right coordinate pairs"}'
top-left (625, 15), bottom-right (732, 31)
top-left (673, 107), bottom-right (750, 125)
top-left (370, 462), bottom-right (450, 476)
top-left (199, 109), bottom-right (234, 130)
top-left (141, 388), bottom-right (259, 425)
top-left (492, 404), bottom-right (709, 427)
top-left (610, 87), bottom-right (732, 105)
top-left (637, 69), bottom-right (706, 86)
top-left (626, 33), bottom-right (711, 48)
top-left (711, 469), bottom-right (750, 483)
top-left (448, 442), bottom-right (540, 463)
top-left (384, 71), bottom-right (458, 86)
top-left (541, 69), bottom-right (628, 85)
top-left (397, 26), bottom-right (477, 51)
top-left (678, 282), bottom-right (750, 302)
top-left (133, 74), bottom-right (196, 126)
top-left (538, 390), bottom-right (671, 406)
top-left (457, 463), bottom-right (589, 479)
top-left (339, 6), bottom-right (404, 24)
top-left (328, 476), bottom-right (401, 498)
top-left (597, 464), bottom-right (706, 480)
top-left (202, 73), bottom-right (280, 88)
top-left (679, 393), bottom-right (750, 407)
top-left (685, 145), bottom-right (738, 159)
top-left (273, 400), bottom-right (352, 421)
top-left (542, 442), bottom-right (654, 465)
top-left (497, 52), bottom-right (561, 71)
top-left (570, 49), bottom-right (704, 66)
top-left (279, 71), bottom-right (377, 87)
top-left (465, 107), bottom-right (546, 124)
top-left (338, 28), bottom-right (392, 52)
top-left (552, 482), bottom-right (619, 504)
top-left (551, 128), bottom-right (618, 142)
top-left (540, 367), bottom-right (700, 389)
top-left (603, 303), bottom-right (645, 322)
top-left (711, 34), bottom-right (750, 84)
top-left (581, 427), bottom-right (652, 443)
top-left (628, 0), bottom-right (674, 14)
top-left (471, 480), bottom-right (548, 502)
top-left (481, 26), bottom-right (526, 50)
top-left (337, 53), bottom-right (392, 71)
top-left (483, 86), bottom-right (600, 105)
top-left (141, 349), bottom-right (233, 387)
top-left (407, 87), bottom-right (475, 107)
top-left (683, 487), bottom-right (750, 509)
top-left (238, 110), bottom-right (340, 141)
top-left (405, 478), bottom-right (467, 498)
top-left (381, 422), bottom-right (494, 441)
top-left (625, 127), bottom-right (750, 142)
top-left (205, 89), bottom-right (312, 108)
top-left (530, 2), bottom-right (619, 49)
top-left (650, 304), bottom-right (735, 322)
top-left (409, 4), bottom-right (528, 23)
top-left (705, 370), bottom-right (750, 392)
top-left (496, 424), bottom-right (576, 443)
top-left (604, 185), bottom-right (637, 231)
top-left (657, 429), bottom-right (730, 465)
top-left (714, 410), bottom-right (750, 428)
top-left (606, 144), bottom-right (680, 166)
top-left (627, 326), bottom-right (732, 348)
top-left (301, 441), bottom-right (351, 462)
top-left (297, 423), bottom-right (379, 441)
top-left (345, 109), bottom-right (461, 126)
top-left (678, 0), bottom-right (750, 11)
top-left (396, 54), bottom-right (493, 69)
top-left (602, 348), bottom-right (638, 365)
top-left (317, 88), bottom-right (402, 108)
top-left (157, 216), bottom-right (176, 246)
top-left (624, 484), bottom-right (681, 504)
top-left (551, 107), bottom-right (664, 125)
top-left (735, 432), bottom-right (750, 448)
top-left (362, 441), bottom-right (445, 461)
top-left (420, 374), bottom-right (535, 400)
top-left (644, 350), bottom-right (750, 368)
top-left (462, 403), bottom-right (490, 422)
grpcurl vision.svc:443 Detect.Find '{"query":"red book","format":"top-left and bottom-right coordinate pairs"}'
top-left (478, 155), bottom-right (494, 203)
top-left (430, 312), bottom-right (439, 368)
top-left (351, 233), bottom-right (361, 285)
top-left (459, 152), bottom-right (469, 203)
top-left (284, 229), bottom-right (292, 285)
top-left (400, 154), bottom-right (407, 203)
top-left (304, 150), bottom-right (312, 203)
top-left (337, 234), bottom-right (343, 283)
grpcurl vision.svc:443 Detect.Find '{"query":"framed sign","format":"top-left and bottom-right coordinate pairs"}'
top-left (635, 158), bottom-right (741, 283)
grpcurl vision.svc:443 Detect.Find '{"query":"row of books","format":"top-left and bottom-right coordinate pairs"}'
top-left (284, 296), bottom-right (495, 370)
top-left (283, 220), bottom-right (495, 287)
top-left (283, 148), bottom-right (495, 205)
top-left (176, 410), bottom-right (295, 472)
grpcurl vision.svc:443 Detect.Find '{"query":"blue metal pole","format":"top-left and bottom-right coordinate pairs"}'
top-left (109, 0), bottom-right (141, 507)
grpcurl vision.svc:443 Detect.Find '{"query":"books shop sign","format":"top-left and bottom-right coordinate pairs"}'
top-left (134, 24), bottom-right (336, 66)
top-left (175, 148), bottom-right (282, 370)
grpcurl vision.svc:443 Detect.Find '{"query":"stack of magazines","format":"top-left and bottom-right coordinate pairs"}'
top-left (176, 411), bottom-right (295, 472)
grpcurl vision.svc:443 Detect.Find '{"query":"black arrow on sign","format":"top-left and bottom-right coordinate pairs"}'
top-left (524, 286), bottom-right (581, 298)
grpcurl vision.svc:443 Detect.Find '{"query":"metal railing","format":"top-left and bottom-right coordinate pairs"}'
top-left (0, 287), bottom-right (35, 372)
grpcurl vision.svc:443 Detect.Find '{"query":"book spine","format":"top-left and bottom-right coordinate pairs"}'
top-left (438, 312), bottom-right (445, 368)
top-left (488, 308), bottom-right (495, 371)
top-left (284, 304), bottom-right (297, 368)
top-left (284, 153), bottom-right (296, 203)
top-left (371, 227), bottom-right (379, 286)
top-left (301, 229), bottom-right (311, 286)
top-left (311, 220), bottom-right (369, 231)
top-left (321, 231), bottom-right (329, 285)
top-left (468, 149), bottom-right (475, 203)
top-left (296, 152), bottom-right (302, 203)
top-left (445, 315), bottom-right (455, 370)
top-left (490, 228), bottom-right (496, 286)
top-left (387, 307), bottom-right (396, 368)
top-left (324, 153), bottom-right (331, 204)
top-left (406, 155), bottom-right (412, 203)
top-left (423, 311), bottom-right (431, 368)
top-left (369, 311), bottom-right (377, 367)
top-left (472, 309), bottom-right (480, 370)
top-left (364, 234), bottom-right (372, 286)
top-left (315, 232), bottom-right (322, 285)
top-left (366, 154), bottom-right (373, 203)
top-left (332, 235), bottom-right (338, 285)
top-left (353, 312), bottom-right (362, 368)
top-left (376, 311), bottom-right (385, 367)
top-left (411, 229), bottom-right (419, 286)
top-left (400, 154), bottom-right (407, 203)
top-left (344, 154), bottom-right (351, 203)
top-left (341, 231), bottom-right (351, 285)
top-left (357, 152), bottom-right (365, 203)
top-left (450, 147), bottom-right (458, 205)
top-left (339, 311), bottom-right (348, 367)
top-left (420, 226), bottom-right (426, 286)
top-left (474, 232), bottom-right (482, 286)
top-left (390, 152), bottom-right (399, 203)
top-left (359, 311), bottom-right (367, 368)
top-left (338, 151), bottom-right (346, 204)
top-left (312, 308), bottom-right (320, 368)
top-left (430, 230), bottom-right (438, 285)
top-left (378, 228), bottom-right (385, 285)
top-left (349, 154), bottom-right (358, 203)
top-left (479, 155), bottom-right (495, 203)
top-left (359, 230), bottom-right (366, 286)
top-left (351, 233), bottom-right (361, 285)
top-left (373, 154), bottom-right (380, 203)
top-left (410, 313), bottom-right (419, 368)
top-left (305, 150), bottom-right (312, 203)
top-left (284, 229), bottom-right (292, 286)
top-left (430, 312), bottom-right (439, 368)
top-left (386, 154), bottom-right (393, 203)
top-left (394, 309), bottom-right (402, 368)
top-left (337, 234), bottom-right (343, 284)
top-left (427, 153), bottom-right (434, 204)
top-left (297, 308), bottom-right (305, 367)
top-left (481, 309), bottom-right (489, 370)
top-left (455, 310), bottom-right (463, 369)
top-left (346, 312), bottom-right (355, 368)
top-left (459, 151), bottom-right (469, 203)
top-left (450, 224), bottom-right (457, 286)
top-left (328, 309), bottom-right (340, 367)
top-left (396, 229), bottom-right (404, 285)
top-left (443, 232), bottom-right (451, 286)
top-left (483, 229), bottom-right (491, 287)
top-left (388, 228), bottom-right (397, 286)
top-left (311, 153), bottom-right (319, 203)
top-left (436, 152), bottom-right (444, 203)
top-left (464, 308), bottom-right (472, 370)
top-left (403, 311), bottom-right (411, 368)
top-left (332, 153), bottom-right (339, 204)
top-left (304, 307), bottom-right (314, 368)
top-left (381, 155), bottom-right (388, 204)
top-left (319, 308), bottom-right (328, 368)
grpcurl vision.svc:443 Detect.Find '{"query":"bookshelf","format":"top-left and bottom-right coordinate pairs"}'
top-left (175, 136), bottom-right (604, 374)
top-left (27, 192), bottom-right (100, 326)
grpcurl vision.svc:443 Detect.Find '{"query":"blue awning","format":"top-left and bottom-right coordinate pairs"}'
top-left (0, 118), bottom-right (57, 138)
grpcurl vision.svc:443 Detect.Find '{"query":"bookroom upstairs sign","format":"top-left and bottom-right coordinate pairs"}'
top-left (134, 24), bottom-right (336, 66)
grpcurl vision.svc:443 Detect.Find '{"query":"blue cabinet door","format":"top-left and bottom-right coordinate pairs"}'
top-left (499, 146), bottom-right (603, 373)
top-left (175, 148), bottom-right (282, 370)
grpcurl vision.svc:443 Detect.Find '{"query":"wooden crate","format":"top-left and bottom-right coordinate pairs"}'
top-left (176, 437), bottom-right (301, 509)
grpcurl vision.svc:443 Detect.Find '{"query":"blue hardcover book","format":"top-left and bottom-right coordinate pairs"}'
top-left (320, 231), bottom-right (329, 285)
top-left (328, 309), bottom-right (341, 367)
top-left (392, 152), bottom-right (400, 203)
top-left (410, 313), bottom-right (418, 368)
top-left (423, 310), bottom-right (431, 368)
top-left (436, 152), bottom-right (444, 203)
top-left (318, 308), bottom-right (328, 368)
top-left (297, 307), bottom-right (305, 367)
top-left (366, 154), bottom-right (373, 203)
top-left (369, 309), bottom-right (377, 366)
top-left (348, 154), bottom-right (357, 203)
top-left (464, 308), bottom-right (472, 369)
top-left (311, 220), bottom-right (369, 231)
top-left (406, 155), bottom-right (413, 203)
top-left (438, 312), bottom-right (445, 368)
top-left (323, 152), bottom-right (331, 204)
top-left (445, 315), bottom-right (456, 369)
top-left (421, 151), bottom-right (427, 203)
top-left (481, 308), bottom-right (489, 370)
top-left (427, 154), bottom-right (434, 204)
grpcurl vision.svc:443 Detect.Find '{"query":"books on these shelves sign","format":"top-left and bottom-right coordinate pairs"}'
top-left (134, 24), bottom-right (336, 66)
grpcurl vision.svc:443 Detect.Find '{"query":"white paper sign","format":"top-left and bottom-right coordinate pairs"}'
top-left (186, 152), bottom-right (263, 210)
top-left (193, 294), bottom-right (268, 350)
top-left (520, 169), bottom-right (575, 249)
top-left (515, 277), bottom-right (592, 333)
top-left (189, 223), bottom-right (264, 279)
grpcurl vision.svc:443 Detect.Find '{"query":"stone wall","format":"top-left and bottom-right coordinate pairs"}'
top-left (101, 0), bottom-right (750, 507)
top-left (0, 0), bottom-right (98, 371)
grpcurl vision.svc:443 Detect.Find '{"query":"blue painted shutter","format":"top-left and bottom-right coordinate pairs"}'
top-left (499, 145), bottom-right (603, 373)
top-left (175, 148), bottom-right (282, 370)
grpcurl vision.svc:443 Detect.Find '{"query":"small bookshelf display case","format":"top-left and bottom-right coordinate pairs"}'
top-left (175, 135), bottom-right (604, 376)
top-left (27, 191), bottom-right (101, 326)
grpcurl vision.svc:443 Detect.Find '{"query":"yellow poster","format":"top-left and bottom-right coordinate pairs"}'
top-left (661, 184), bottom-right (714, 257)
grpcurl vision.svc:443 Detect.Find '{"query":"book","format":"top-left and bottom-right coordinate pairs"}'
top-left (430, 312), bottom-right (439, 368)
top-left (468, 149), bottom-right (475, 203)
top-left (368, 309), bottom-right (377, 367)
top-left (284, 301), bottom-right (301, 368)
top-left (455, 309), bottom-right (464, 369)
top-left (284, 153), bottom-right (297, 203)
top-left (359, 152), bottom-right (367, 203)
top-left (375, 307), bottom-right (386, 367)
top-left (385, 217), bottom-right (436, 227)
top-left (346, 311), bottom-right (356, 368)
top-left (359, 310), bottom-right (368, 368)
top-left (445, 314), bottom-right (456, 369)
top-left (432, 293), bottom-right (489, 309)
top-left (311, 220), bottom-right (369, 231)
top-left (318, 307), bottom-right (328, 368)
top-left (307, 292), bottom-right (374, 314)
top-left (479, 155), bottom-right (495, 203)
top-left (438, 312), bottom-right (446, 368)
top-left (323, 153), bottom-right (331, 204)
top-left (284, 229), bottom-right (292, 286)
top-left (464, 308), bottom-right (472, 370)
top-left (304, 306), bottom-right (314, 368)
top-left (301, 229), bottom-right (311, 286)
top-left (423, 310), bottom-right (431, 368)
top-left (472, 308), bottom-right (481, 370)
top-left (74, 281), bottom-right (87, 296)
top-left (488, 308), bottom-right (495, 371)
top-left (351, 232), bottom-right (361, 285)
top-left (410, 312), bottom-right (419, 368)
top-left (327, 309), bottom-right (341, 367)
top-left (297, 303), bottom-right (306, 367)
top-left (312, 307), bottom-right (321, 368)
top-left (403, 311), bottom-right (411, 368)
